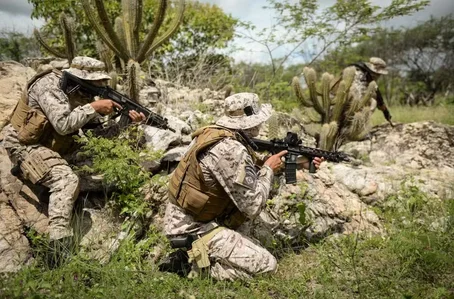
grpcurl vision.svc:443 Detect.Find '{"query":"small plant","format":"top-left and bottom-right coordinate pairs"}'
top-left (75, 130), bottom-right (158, 217)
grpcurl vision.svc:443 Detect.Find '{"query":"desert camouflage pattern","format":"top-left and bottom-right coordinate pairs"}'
top-left (216, 93), bottom-right (272, 130)
top-left (365, 57), bottom-right (388, 75)
top-left (65, 56), bottom-right (111, 81)
top-left (1, 67), bottom-right (101, 240)
top-left (165, 137), bottom-right (276, 280)
top-left (349, 69), bottom-right (378, 111)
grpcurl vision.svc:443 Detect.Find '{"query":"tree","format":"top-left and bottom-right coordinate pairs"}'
top-left (0, 31), bottom-right (41, 62)
top-left (28, 0), bottom-right (238, 61)
top-left (237, 0), bottom-right (429, 101)
top-left (316, 15), bottom-right (454, 105)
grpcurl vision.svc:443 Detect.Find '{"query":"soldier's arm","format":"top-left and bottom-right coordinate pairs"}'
top-left (201, 139), bottom-right (274, 220)
top-left (37, 86), bottom-right (99, 135)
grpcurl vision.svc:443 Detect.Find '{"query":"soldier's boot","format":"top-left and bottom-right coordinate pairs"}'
top-left (158, 249), bottom-right (192, 277)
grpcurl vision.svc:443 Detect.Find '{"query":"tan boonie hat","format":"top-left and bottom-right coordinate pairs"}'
top-left (365, 57), bottom-right (388, 75)
top-left (216, 93), bottom-right (272, 130)
top-left (64, 56), bottom-right (111, 80)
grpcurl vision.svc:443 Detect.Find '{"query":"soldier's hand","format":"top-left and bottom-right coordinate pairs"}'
top-left (129, 110), bottom-right (146, 123)
top-left (301, 157), bottom-right (324, 170)
top-left (264, 150), bottom-right (288, 173)
top-left (312, 157), bottom-right (324, 170)
top-left (90, 99), bottom-right (122, 115)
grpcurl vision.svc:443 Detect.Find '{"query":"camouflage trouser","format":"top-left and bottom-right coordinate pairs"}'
top-left (8, 145), bottom-right (80, 240)
top-left (206, 228), bottom-right (277, 281)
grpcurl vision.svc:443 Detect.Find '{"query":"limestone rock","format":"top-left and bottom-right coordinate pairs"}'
top-left (142, 125), bottom-right (181, 152)
top-left (0, 202), bottom-right (32, 273)
top-left (164, 115), bottom-right (192, 135)
top-left (0, 61), bottom-right (36, 129)
top-left (161, 146), bottom-right (188, 162)
top-left (78, 208), bottom-right (123, 264)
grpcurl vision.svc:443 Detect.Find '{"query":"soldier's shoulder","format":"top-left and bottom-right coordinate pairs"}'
top-left (213, 137), bottom-right (246, 155)
top-left (29, 71), bottom-right (60, 91)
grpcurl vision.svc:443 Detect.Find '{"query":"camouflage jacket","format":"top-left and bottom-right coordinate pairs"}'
top-left (1, 72), bottom-right (100, 161)
top-left (349, 69), bottom-right (377, 103)
top-left (164, 137), bottom-right (274, 236)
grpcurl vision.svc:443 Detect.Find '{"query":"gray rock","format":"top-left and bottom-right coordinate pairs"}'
top-left (142, 125), bottom-right (181, 152)
top-left (162, 146), bottom-right (188, 162)
top-left (164, 115), bottom-right (192, 135)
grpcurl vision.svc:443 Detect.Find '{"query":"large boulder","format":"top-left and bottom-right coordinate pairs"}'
top-left (0, 61), bottom-right (36, 129)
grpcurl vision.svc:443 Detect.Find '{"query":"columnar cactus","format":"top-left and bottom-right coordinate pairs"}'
top-left (34, 12), bottom-right (76, 64)
top-left (292, 66), bottom-right (377, 151)
top-left (81, 0), bottom-right (185, 102)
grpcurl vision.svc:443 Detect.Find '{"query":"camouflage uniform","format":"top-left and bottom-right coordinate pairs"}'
top-left (349, 57), bottom-right (389, 111)
top-left (1, 57), bottom-right (110, 241)
top-left (165, 93), bottom-right (277, 281)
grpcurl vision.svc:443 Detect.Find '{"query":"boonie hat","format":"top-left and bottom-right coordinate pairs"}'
top-left (216, 93), bottom-right (272, 130)
top-left (365, 57), bottom-right (388, 75)
top-left (64, 56), bottom-right (111, 80)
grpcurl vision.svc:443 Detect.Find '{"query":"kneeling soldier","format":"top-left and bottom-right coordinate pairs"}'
top-left (164, 93), bottom-right (322, 280)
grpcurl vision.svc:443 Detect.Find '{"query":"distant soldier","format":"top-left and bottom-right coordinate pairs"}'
top-left (162, 93), bottom-right (323, 280)
top-left (1, 57), bottom-right (144, 264)
top-left (349, 57), bottom-right (393, 125)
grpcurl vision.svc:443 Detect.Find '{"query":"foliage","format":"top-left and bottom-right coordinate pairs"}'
top-left (370, 104), bottom-right (454, 126)
top-left (316, 15), bottom-right (454, 106)
top-left (28, 0), bottom-right (237, 62)
top-left (2, 181), bottom-right (453, 298)
top-left (237, 0), bottom-right (428, 95)
top-left (0, 31), bottom-right (41, 62)
top-left (75, 129), bottom-right (162, 216)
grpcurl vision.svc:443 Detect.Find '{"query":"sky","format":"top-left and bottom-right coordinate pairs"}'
top-left (0, 0), bottom-right (453, 63)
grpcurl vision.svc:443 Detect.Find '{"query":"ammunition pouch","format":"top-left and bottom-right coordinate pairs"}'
top-left (11, 98), bottom-right (51, 145)
top-left (187, 227), bottom-right (224, 269)
top-left (20, 149), bottom-right (68, 184)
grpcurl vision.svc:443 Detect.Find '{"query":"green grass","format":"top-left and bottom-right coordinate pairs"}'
top-left (371, 104), bottom-right (454, 126)
top-left (1, 186), bottom-right (453, 298)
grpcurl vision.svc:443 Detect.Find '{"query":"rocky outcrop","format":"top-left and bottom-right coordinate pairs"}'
top-left (0, 61), bottom-right (36, 130)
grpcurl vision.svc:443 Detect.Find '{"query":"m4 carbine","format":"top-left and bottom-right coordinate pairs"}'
top-left (60, 71), bottom-right (173, 131)
top-left (241, 132), bottom-right (351, 184)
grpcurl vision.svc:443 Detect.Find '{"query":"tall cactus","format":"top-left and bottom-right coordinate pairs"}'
top-left (34, 12), bottom-right (76, 64)
top-left (293, 66), bottom-right (377, 151)
top-left (81, 0), bottom-right (185, 102)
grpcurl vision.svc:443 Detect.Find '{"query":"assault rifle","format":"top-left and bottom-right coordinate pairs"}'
top-left (60, 71), bottom-right (174, 131)
top-left (239, 131), bottom-right (351, 184)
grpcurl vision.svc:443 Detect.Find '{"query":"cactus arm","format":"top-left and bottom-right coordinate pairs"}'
top-left (303, 67), bottom-right (325, 120)
top-left (126, 60), bottom-right (140, 102)
top-left (93, 0), bottom-right (130, 61)
top-left (292, 76), bottom-right (313, 107)
top-left (319, 122), bottom-right (338, 151)
top-left (143, 0), bottom-right (185, 60)
top-left (136, 0), bottom-right (167, 62)
top-left (122, 0), bottom-right (143, 58)
top-left (360, 81), bottom-right (377, 109)
top-left (267, 114), bottom-right (280, 140)
top-left (331, 81), bottom-right (348, 122)
top-left (321, 73), bottom-right (332, 121)
top-left (81, 0), bottom-right (128, 61)
top-left (34, 28), bottom-right (66, 58)
top-left (59, 13), bottom-right (76, 64)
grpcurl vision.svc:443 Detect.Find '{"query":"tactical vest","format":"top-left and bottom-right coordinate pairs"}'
top-left (168, 126), bottom-right (252, 229)
top-left (10, 69), bottom-right (77, 155)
